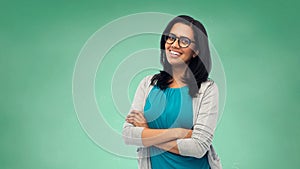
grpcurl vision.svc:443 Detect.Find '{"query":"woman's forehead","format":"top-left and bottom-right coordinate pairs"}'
top-left (169, 22), bottom-right (194, 38)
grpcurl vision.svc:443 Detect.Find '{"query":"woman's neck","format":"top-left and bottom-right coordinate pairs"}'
top-left (170, 65), bottom-right (187, 87)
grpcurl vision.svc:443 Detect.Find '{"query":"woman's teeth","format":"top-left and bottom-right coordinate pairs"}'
top-left (170, 50), bottom-right (181, 56)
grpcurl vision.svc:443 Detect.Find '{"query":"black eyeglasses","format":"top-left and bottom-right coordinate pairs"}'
top-left (164, 33), bottom-right (196, 48)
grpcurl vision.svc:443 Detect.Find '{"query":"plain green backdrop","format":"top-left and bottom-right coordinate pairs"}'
top-left (1, 0), bottom-right (299, 169)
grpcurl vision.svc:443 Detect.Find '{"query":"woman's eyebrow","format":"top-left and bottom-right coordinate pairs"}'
top-left (169, 32), bottom-right (192, 39)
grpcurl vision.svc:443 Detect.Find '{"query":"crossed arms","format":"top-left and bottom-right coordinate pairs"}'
top-left (122, 76), bottom-right (219, 158)
top-left (125, 110), bottom-right (192, 154)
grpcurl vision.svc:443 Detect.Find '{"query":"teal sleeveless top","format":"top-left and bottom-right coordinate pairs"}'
top-left (144, 85), bottom-right (210, 169)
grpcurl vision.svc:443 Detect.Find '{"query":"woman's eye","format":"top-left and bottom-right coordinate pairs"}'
top-left (169, 35), bottom-right (176, 41)
top-left (181, 38), bottom-right (190, 45)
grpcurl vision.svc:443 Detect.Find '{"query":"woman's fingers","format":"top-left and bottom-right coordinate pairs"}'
top-left (126, 110), bottom-right (148, 128)
top-left (136, 112), bottom-right (147, 121)
top-left (132, 111), bottom-right (147, 121)
top-left (126, 116), bottom-right (144, 125)
top-left (127, 111), bottom-right (145, 122)
top-left (130, 111), bottom-right (144, 120)
top-left (126, 117), bottom-right (136, 124)
top-left (126, 114), bottom-right (142, 122)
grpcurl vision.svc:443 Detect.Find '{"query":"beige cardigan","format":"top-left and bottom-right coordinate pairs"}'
top-left (122, 75), bottom-right (222, 169)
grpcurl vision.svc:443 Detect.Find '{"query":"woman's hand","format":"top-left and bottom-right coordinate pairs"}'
top-left (177, 128), bottom-right (193, 139)
top-left (176, 128), bottom-right (193, 139)
top-left (126, 110), bottom-right (149, 128)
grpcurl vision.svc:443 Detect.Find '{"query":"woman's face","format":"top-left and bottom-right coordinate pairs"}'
top-left (165, 22), bottom-right (198, 66)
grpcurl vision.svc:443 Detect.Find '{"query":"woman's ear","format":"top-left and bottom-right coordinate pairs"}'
top-left (193, 50), bottom-right (199, 58)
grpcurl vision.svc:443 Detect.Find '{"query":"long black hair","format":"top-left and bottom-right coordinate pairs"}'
top-left (150, 15), bottom-right (211, 97)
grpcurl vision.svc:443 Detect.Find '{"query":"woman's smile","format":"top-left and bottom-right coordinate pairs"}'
top-left (168, 50), bottom-right (182, 58)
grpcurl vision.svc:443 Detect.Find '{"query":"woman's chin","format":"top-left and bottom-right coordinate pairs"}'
top-left (167, 58), bottom-right (188, 66)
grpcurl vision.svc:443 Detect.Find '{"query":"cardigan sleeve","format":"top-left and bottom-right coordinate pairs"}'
top-left (122, 76), bottom-right (151, 147)
top-left (176, 82), bottom-right (219, 158)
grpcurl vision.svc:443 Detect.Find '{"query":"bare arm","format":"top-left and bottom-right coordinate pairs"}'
top-left (141, 128), bottom-right (180, 147)
top-left (154, 140), bottom-right (180, 154)
top-left (126, 110), bottom-right (192, 147)
top-left (153, 128), bottom-right (192, 154)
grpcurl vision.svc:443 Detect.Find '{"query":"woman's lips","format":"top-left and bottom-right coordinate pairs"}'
top-left (169, 50), bottom-right (182, 58)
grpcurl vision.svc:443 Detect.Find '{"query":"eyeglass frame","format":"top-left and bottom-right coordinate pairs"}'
top-left (164, 33), bottom-right (196, 48)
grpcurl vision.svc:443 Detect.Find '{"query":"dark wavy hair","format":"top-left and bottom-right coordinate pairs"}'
top-left (150, 15), bottom-right (211, 97)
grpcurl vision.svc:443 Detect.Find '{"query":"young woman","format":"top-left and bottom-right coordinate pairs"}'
top-left (122, 15), bottom-right (222, 169)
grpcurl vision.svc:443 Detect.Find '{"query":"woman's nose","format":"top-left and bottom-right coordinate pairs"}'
top-left (171, 38), bottom-right (180, 48)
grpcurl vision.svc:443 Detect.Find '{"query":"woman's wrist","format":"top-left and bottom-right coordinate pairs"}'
top-left (174, 128), bottom-right (192, 139)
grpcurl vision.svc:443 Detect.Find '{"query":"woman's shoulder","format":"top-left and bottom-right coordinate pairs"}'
top-left (198, 78), bottom-right (218, 94)
top-left (136, 74), bottom-right (155, 90)
top-left (143, 74), bottom-right (155, 82)
top-left (139, 74), bottom-right (154, 85)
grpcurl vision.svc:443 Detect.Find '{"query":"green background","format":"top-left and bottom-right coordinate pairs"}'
top-left (1, 0), bottom-right (299, 168)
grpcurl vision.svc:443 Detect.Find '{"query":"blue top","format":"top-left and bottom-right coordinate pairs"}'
top-left (144, 85), bottom-right (210, 169)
